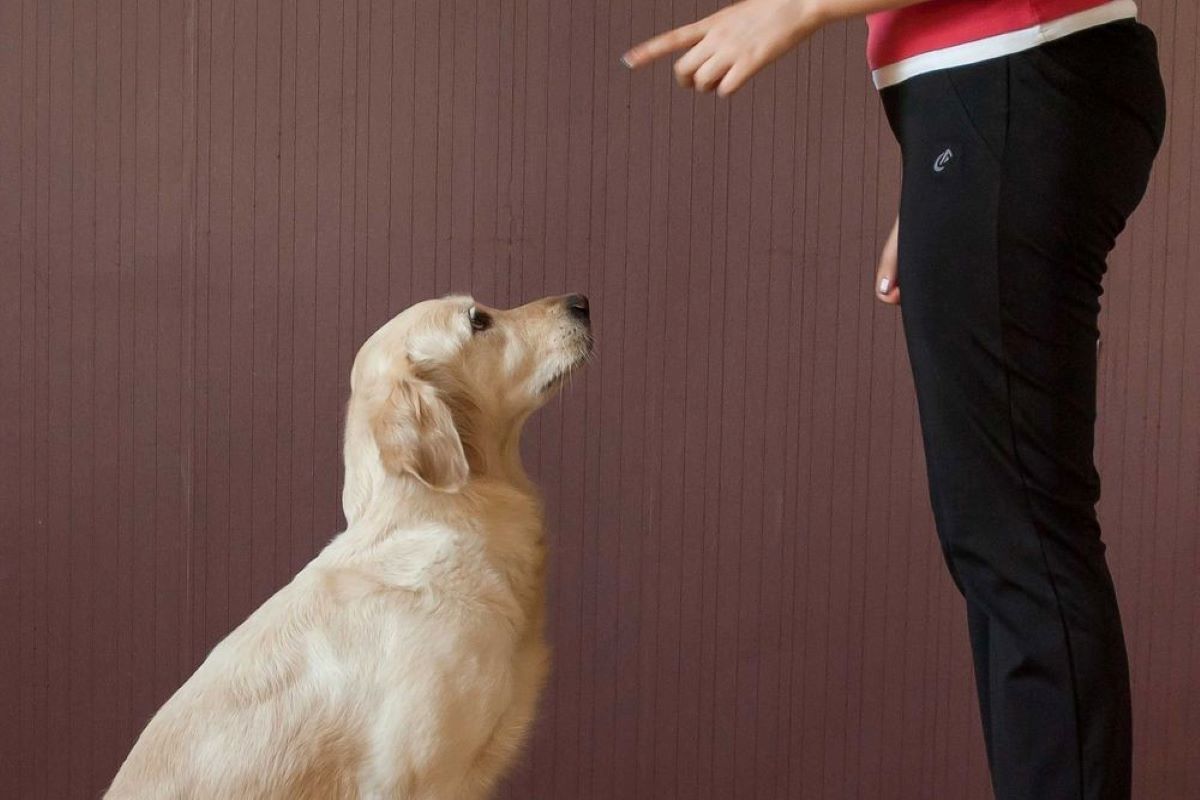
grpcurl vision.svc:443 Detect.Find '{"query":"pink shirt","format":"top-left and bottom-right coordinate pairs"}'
top-left (866, 0), bottom-right (1139, 88)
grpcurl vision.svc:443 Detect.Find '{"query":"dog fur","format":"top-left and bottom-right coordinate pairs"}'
top-left (105, 294), bottom-right (593, 799)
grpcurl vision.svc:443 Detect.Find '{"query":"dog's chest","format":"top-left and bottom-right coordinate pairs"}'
top-left (356, 590), bottom-right (547, 797)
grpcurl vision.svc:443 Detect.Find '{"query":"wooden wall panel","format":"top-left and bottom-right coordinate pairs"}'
top-left (1, 1), bottom-right (1196, 797)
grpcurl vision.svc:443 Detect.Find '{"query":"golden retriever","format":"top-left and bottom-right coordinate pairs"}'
top-left (105, 293), bottom-right (593, 799)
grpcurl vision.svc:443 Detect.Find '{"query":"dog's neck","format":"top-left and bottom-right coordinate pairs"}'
top-left (335, 411), bottom-right (546, 616)
top-left (459, 411), bottom-right (533, 488)
top-left (342, 412), bottom-right (537, 528)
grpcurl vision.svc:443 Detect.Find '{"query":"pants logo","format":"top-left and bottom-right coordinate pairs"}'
top-left (934, 148), bottom-right (954, 173)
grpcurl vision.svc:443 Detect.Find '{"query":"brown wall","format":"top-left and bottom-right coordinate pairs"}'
top-left (2, 1), bottom-right (1197, 797)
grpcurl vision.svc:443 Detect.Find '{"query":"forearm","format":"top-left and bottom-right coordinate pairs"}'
top-left (808, 0), bottom-right (930, 25)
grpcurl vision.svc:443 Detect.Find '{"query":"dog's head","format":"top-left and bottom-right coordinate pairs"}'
top-left (343, 294), bottom-right (592, 515)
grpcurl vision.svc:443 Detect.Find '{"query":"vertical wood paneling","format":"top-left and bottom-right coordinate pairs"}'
top-left (2, 2), bottom-right (1198, 798)
top-left (0, 0), bottom-right (24, 785)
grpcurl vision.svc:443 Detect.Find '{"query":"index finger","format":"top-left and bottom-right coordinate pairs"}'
top-left (622, 22), bottom-right (707, 69)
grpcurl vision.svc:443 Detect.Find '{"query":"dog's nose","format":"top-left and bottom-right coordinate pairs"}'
top-left (565, 294), bottom-right (590, 322)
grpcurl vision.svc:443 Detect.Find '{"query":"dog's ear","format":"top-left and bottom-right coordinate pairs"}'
top-left (371, 373), bottom-right (469, 492)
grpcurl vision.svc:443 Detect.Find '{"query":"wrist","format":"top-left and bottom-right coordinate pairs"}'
top-left (783, 0), bottom-right (833, 38)
top-left (802, 0), bottom-right (833, 25)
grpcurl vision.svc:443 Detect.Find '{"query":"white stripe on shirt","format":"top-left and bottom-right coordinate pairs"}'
top-left (872, 0), bottom-right (1138, 90)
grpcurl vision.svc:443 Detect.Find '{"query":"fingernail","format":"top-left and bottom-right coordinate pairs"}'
top-left (878, 276), bottom-right (890, 294)
top-left (620, 52), bottom-right (634, 68)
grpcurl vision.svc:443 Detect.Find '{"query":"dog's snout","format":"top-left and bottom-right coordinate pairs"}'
top-left (565, 294), bottom-right (590, 322)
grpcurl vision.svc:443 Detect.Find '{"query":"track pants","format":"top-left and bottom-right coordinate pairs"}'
top-left (880, 20), bottom-right (1166, 800)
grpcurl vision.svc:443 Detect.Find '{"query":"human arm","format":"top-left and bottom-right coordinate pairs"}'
top-left (622, 0), bottom-right (928, 96)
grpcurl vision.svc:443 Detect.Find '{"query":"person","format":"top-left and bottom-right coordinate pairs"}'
top-left (623, 1), bottom-right (1166, 798)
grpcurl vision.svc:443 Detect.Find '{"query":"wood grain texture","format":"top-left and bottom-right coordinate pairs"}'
top-left (1, 1), bottom-right (1196, 797)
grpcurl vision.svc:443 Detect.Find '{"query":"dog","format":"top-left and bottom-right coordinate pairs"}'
top-left (105, 293), bottom-right (593, 799)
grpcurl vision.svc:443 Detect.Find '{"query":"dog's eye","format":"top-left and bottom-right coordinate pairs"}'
top-left (468, 306), bottom-right (492, 333)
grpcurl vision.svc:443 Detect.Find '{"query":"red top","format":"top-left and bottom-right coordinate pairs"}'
top-left (867, 0), bottom-right (1121, 70)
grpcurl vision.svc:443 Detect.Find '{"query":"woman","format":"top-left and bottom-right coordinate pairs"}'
top-left (623, 1), bottom-right (1165, 798)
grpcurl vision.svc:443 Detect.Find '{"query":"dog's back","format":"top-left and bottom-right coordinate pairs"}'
top-left (106, 565), bottom-right (368, 798)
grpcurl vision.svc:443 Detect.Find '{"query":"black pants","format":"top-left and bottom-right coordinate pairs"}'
top-left (881, 20), bottom-right (1166, 800)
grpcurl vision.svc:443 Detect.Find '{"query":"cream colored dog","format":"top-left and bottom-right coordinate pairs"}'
top-left (106, 293), bottom-right (593, 799)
